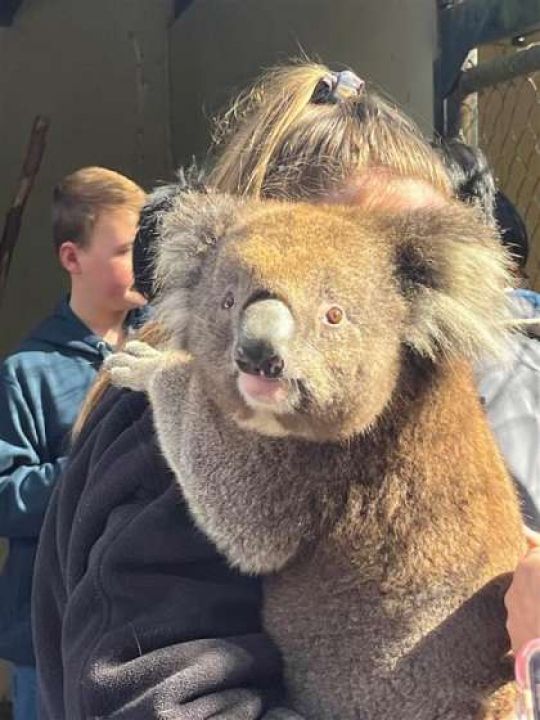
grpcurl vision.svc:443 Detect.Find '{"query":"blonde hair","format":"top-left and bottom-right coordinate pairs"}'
top-left (52, 166), bottom-right (146, 252)
top-left (209, 62), bottom-right (451, 199)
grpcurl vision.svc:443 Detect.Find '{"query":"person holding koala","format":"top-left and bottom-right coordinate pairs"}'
top-left (32, 63), bottom-right (538, 719)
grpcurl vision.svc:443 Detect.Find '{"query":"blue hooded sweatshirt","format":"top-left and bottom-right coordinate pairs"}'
top-left (0, 297), bottom-right (146, 665)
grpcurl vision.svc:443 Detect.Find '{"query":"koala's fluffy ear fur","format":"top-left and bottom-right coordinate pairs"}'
top-left (386, 202), bottom-right (514, 361)
top-left (153, 190), bottom-right (244, 347)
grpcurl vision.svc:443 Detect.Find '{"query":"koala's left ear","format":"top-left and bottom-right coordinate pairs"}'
top-left (387, 202), bottom-right (514, 360)
top-left (153, 190), bottom-right (245, 347)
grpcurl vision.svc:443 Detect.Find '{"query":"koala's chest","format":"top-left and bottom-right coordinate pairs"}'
top-left (262, 552), bottom-right (512, 720)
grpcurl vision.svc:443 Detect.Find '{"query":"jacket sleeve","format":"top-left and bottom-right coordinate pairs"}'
top-left (0, 373), bottom-right (67, 538)
top-left (33, 388), bottom-right (305, 720)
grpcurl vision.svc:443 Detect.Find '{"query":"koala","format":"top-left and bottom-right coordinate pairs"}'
top-left (107, 191), bottom-right (524, 720)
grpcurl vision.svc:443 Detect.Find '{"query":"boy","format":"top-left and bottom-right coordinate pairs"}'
top-left (0, 167), bottom-right (147, 719)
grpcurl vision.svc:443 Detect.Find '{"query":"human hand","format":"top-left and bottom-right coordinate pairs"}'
top-left (505, 527), bottom-right (540, 654)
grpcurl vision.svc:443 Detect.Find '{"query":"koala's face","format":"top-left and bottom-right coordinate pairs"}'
top-left (186, 203), bottom-right (409, 441)
top-left (157, 191), bottom-right (510, 442)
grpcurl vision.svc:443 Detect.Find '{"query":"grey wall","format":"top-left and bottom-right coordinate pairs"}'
top-left (169, 0), bottom-right (438, 166)
top-left (0, 0), bottom-right (439, 352)
top-left (0, 0), bottom-right (174, 355)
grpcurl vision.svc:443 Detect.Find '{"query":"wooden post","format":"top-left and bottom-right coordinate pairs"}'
top-left (0, 115), bottom-right (50, 306)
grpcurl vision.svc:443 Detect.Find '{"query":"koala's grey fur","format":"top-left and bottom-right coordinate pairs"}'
top-left (107, 192), bottom-right (523, 719)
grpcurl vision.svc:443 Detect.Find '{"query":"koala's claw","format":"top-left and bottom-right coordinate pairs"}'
top-left (105, 341), bottom-right (163, 392)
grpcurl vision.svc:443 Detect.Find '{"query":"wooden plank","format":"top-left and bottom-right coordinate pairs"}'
top-left (0, 116), bottom-right (50, 306)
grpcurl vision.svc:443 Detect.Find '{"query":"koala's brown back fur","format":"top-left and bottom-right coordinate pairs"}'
top-left (125, 193), bottom-right (525, 719)
top-left (264, 361), bottom-right (522, 719)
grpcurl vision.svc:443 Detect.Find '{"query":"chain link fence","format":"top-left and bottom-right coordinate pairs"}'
top-left (449, 35), bottom-right (540, 289)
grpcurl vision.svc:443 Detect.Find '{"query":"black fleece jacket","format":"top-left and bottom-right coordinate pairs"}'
top-left (32, 386), bottom-right (303, 719)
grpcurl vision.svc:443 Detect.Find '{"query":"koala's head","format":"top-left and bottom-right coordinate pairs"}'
top-left (154, 192), bottom-right (512, 442)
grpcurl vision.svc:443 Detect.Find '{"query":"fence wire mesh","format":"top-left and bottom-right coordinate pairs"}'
top-left (456, 38), bottom-right (540, 289)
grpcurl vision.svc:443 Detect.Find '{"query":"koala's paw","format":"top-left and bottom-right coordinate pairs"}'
top-left (105, 341), bottom-right (163, 393)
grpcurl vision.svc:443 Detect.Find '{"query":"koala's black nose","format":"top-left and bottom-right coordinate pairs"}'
top-left (234, 341), bottom-right (285, 379)
top-left (235, 298), bottom-right (293, 379)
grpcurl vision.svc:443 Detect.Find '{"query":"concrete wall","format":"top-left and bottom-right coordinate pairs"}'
top-left (169, 0), bottom-right (438, 166)
top-left (0, 0), bottom-right (174, 355)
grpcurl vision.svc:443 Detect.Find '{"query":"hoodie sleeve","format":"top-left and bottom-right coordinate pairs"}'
top-left (0, 373), bottom-right (67, 538)
top-left (33, 388), bottom-right (304, 720)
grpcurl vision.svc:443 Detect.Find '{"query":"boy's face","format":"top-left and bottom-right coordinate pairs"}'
top-left (76, 208), bottom-right (146, 312)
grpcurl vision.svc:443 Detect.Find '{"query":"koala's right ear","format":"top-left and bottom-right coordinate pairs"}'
top-left (387, 201), bottom-right (514, 361)
top-left (153, 191), bottom-right (243, 347)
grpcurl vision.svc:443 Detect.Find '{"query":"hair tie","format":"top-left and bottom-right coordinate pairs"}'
top-left (311, 70), bottom-right (365, 104)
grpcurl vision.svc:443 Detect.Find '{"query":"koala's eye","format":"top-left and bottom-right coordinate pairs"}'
top-left (222, 291), bottom-right (235, 310)
top-left (324, 306), bottom-right (344, 326)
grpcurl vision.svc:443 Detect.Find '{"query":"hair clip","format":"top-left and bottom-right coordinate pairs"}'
top-left (311, 70), bottom-right (365, 105)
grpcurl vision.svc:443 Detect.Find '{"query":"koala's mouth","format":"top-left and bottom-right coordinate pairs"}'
top-left (237, 371), bottom-right (289, 408)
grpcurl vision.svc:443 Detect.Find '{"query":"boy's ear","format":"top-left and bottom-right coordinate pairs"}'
top-left (58, 241), bottom-right (83, 275)
top-left (385, 202), bottom-right (514, 360)
top-left (153, 191), bottom-right (245, 347)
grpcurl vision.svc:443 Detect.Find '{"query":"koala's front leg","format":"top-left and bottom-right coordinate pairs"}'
top-left (106, 341), bottom-right (191, 469)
